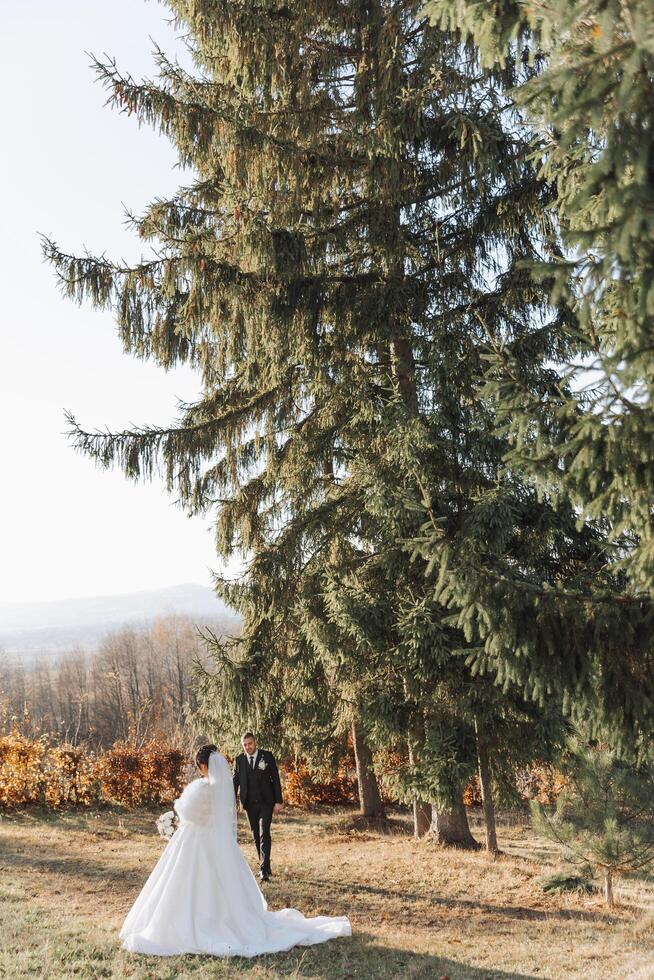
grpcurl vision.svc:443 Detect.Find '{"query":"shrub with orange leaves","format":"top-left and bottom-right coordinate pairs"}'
top-left (0, 728), bottom-right (187, 809)
top-left (94, 740), bottom-right (186, 806)
top-left (463, 775), bottom-right (482, 806)
top-left (282, 757), bottom-right (358, 807)
top-left (44, 745), bottom-right (97, 806)
top-left (0, 727), bottom-right (49, 805)
top-left (462, 766), bottom-right (569, 808)
top-left (0, 726), bottom-right (570, 812)
top-left (515, 763), bottom-right (571, 805)
top-left (93, 743), bottom-right (143, 806)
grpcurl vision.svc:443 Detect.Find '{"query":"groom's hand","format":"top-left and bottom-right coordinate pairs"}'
top-left (273, 803), bottom-right (282, 815)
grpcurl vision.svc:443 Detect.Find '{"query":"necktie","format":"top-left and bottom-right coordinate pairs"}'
top-left (249, 755), bottom-right (255, 769)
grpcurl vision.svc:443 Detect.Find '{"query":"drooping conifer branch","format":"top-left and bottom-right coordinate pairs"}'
top-left (44, 2), bottom-right (654, 836)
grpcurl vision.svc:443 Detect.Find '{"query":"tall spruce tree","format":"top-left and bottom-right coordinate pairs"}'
top-left (418, 2), bottom-right (654, 754)
top-left (43, 1), bottom-right (617, 838)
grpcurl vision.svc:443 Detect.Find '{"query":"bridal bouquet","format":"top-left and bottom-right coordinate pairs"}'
top-left (156, 810), bottom-right (178, 840)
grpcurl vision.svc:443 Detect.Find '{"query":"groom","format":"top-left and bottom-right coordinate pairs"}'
top-left (233, 732), bottom-right (283, 882)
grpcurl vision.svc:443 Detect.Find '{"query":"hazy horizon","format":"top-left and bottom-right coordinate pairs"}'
top-left (0, 580), bottom-right (227, 612)
top-left (0, 581), bottom-right (242, 660)
top-left (1, 2), bottom-right (240, 604)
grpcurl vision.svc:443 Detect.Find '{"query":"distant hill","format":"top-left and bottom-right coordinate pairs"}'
top-left (0, 583), bottom-right (242, 661)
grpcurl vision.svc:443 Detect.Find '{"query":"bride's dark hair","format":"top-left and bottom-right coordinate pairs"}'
top-left (195, 744), bottom-right (217, 768)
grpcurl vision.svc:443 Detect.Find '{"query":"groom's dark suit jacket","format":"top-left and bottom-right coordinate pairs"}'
top-left (233, 749), bottom-right (283, 807)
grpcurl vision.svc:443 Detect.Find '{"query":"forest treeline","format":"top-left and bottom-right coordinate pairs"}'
top-left (0, 616), bottom-right (215, 748)
top-left (0, 611), bottom-right (567, 813)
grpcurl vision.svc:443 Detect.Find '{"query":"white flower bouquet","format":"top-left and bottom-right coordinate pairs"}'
top-left (156, 810), bottom-right (178, 840)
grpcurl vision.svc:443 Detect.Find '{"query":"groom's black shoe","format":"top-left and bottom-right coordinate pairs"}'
top-left (260, 872), bottom-right (271, 882)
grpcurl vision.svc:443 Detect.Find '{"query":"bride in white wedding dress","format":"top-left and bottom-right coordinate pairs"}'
top-left (119, 746), bottom-right (351, 957)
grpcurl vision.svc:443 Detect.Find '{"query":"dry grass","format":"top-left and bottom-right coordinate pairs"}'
top-left (1, 805), bottom-right (653, 979)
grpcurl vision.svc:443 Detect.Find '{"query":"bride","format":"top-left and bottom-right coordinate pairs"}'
top-left (119, 744), bottom-right (351, 957)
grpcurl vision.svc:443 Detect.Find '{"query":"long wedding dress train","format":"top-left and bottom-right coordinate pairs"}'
top-left (119, 752), bottom-right (351, 957)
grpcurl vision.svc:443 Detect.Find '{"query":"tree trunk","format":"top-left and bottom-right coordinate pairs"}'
top-left (475, 719), bottom-right (499, 855)
top-left (367, 2), bottom-right (427, 843)
top-left (431, 799), bottom-right (480, 849)
top-left (413, 799), bottom-right (432, 837)
top-left (604, 869), bottom-right (615, 908)
top-left (407, 719), bottom-right (431, 838)
top-left (351, 718), bottom-right (385, 818)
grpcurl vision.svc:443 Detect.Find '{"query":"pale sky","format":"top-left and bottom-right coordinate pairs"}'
top-left (1, 1), bottom-right (237, 602)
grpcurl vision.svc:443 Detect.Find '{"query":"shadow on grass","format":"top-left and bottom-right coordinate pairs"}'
top-left (292, 875), bottom-right (609, 925)
top-left (156, 931), bottom-right (538, 979)
top-left (0, 804), bottom-right (163, 843)
top-left (1, 844), bottom-right (147, 898)
top-left (263, 809), bottom-right (351, 831)
top-left (2, 837), bottom-right (609, 927)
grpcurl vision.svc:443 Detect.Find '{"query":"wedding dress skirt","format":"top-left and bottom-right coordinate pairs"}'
top-left (119, 770), bottom-right (351, 957)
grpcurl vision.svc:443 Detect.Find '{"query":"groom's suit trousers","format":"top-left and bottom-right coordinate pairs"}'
top-left (244, 802), bottom-right (273, 876)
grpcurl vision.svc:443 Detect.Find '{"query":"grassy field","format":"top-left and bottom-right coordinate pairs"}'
top-left (1, 805), bottom-right (653, 980)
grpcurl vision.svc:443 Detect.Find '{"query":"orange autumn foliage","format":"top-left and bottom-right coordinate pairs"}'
top-left (94, 741), bottom-right (186, 806)
top-left (514, 763), bottom-right (572, 805)
top-left (463, 765), bottom-right (572, 806)
top-left (0, 727), bottom-right (49, 805)
top-left (0, 727), bottom-right (186, 808)
top-left (0, 727), bottom-right (97, 806)
top-left (281, 757), bottom-right (358, 807)
top-left (0, 728), bottom-right (571, 811)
